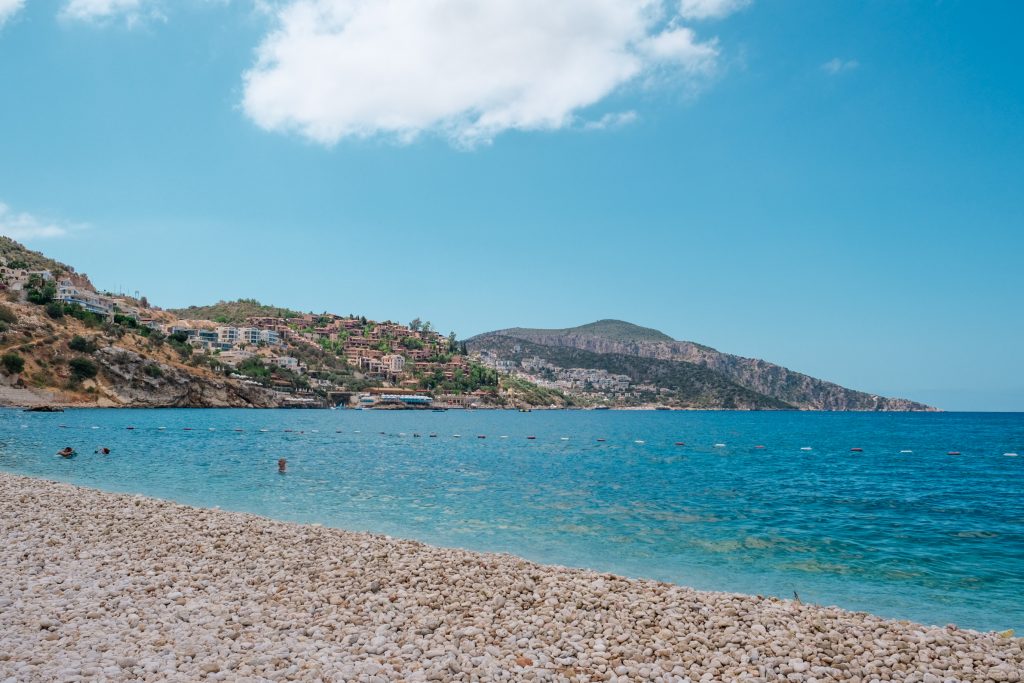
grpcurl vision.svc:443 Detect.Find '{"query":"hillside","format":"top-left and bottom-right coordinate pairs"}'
top-left (500, 319), bottom-right (674, 344)
top-left (0, 236), bottom-right (73, 274)
top-left (472, 334), bottom-right (792, 409)
top-left (0, 300), bottom-right (282, 408)
top-left (0, 239), bottom-right (560, 409)
top-left (469, 321), bottom-right (935, 411)
top-left (169, 299), bottom-right (303, 324)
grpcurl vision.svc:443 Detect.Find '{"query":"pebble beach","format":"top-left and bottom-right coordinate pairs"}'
top-left (1, 472), bottom-right (1020, 682)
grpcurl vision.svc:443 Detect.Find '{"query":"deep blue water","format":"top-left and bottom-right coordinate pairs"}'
top-left (1, 408), bottom-right (1022, 632)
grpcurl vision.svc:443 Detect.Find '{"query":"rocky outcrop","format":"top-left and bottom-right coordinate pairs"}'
top-left (480, 326), bottom-right (935, 411)
top-left (92, 346), bottom-right (284, 408)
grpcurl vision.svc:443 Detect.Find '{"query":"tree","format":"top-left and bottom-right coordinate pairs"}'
top-left (422, 321), bottom-right (433, 333)
top-left (0, 305), bottom-right (16, 325)
top-left (139, 296), bottom-right (149, 309)
top-left (448, 331), bottom-right (457, 351)
top-left (69, 357), bottom-right (98, 380)
top-left (409, 318), bottom-right (422, 332)
top-left (69, 335), bottom-right (96, 352)
top-left (1, 353), bottom-right (24, 375)
top-left (45, 302), bottom-right (65, 319)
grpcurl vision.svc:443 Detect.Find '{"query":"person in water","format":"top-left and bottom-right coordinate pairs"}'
top-left (278, 458), bottom-right (287, 473)
top-left (95, 447), bottom-right (110, 454)
top-left (57, 447), bottom-right (75, 457)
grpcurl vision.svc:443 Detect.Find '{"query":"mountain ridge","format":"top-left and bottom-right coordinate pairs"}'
top-left (469, 321), bottom-right (935, 411)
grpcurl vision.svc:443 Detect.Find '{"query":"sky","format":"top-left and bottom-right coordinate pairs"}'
top-left (0, 0), bottom-right (1022, 411)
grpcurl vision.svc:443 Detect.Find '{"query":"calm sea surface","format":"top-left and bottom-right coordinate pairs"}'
top-left (1, 408), bottom-right (1022, 631)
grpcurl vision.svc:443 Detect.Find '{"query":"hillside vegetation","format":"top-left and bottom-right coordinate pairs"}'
top-left (499, 319), bottom-right (675, 344)
top-left (169, 299), bottom-right (303, 324)
top-left (469, 320), bottom-right (935, 411)
top-left (471, 334), bottom-right (793, 410)
top-left (0, 237), bottom-right (73, 274)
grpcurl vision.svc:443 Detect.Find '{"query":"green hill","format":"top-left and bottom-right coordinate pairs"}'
top-left (469, 334), bottom-right (793, 410)
top-left (501, 319), bottom-right (675, 344)
top-left (0, 236), bottom-right (73, 274)
top-left (168, 299), bottom-right (303, 324)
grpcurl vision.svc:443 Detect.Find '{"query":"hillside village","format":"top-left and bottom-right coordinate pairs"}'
top-left (0, 239), bottom-right (565, 409)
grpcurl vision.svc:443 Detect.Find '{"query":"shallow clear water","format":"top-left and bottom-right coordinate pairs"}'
top-left (2, 408), bottom-right (1022, 631)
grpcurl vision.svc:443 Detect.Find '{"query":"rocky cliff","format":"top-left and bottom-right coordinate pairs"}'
top-left (472, 320), bottom-right (935, 411)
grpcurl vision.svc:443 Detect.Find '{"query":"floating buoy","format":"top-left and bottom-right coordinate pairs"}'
top-left (800, 447), bottom-right (812, 451)
top-left (208, 428), bottom-right (216, 432)
top-left (413, 433), bottom-right (421, 438)
top-left (429, 433), bottom-right (437, 438)
top-left (634, 440), bottom-right (645, 444)
top-left (947, 451), bottom-right (961, 456)
top-left (91, 426), bottom-right (99, 429)
top-left (527, 436), bottom-right (536, 440)
top-left (714, 443), bottom-right (726, 448)
top-left (850, 447), bottom-right (863, 452)
top-left (158, 427), bottom-right (166, 431)
top-left (477, 435), bottom-right (486, 439)
top-left (353, 430), bottom-right (361, 433)
top-left (900, 449), bottom-right (913, 453)
top-left (234, 429), bottom-right (243, 432)
top-left (674, 442), bottom-right (685, 446)
top-left (754, 445), bottom-right (765, 449)
top-left (311, 430), bottom-right (319, 434)
top-left (500, 435), bottom-right (508, 439)
top-left (453, 434), bottom-right (461, 438)
top-left (596, 438), bottom-right (606, 442)
top-left (126, 426), bottom-right (135, 430)
top-left (259, 429), bottom-right (269, 433)
top-left (183, 428), bottom-right (193, 431)
top-left (1005, 453), bottom-right (1019, 457)
top-left (561, 437), bottom-right (570, 441)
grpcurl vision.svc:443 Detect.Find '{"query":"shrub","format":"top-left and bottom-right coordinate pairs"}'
top-left (2, 352), bottom-right (25, 374)
top-left (45, 302), bottom-right (64, 319)
top-left (68, 335), bottom-right (96, 353)
top-left (0, 304), bottom-right (16, 324)
top-left (143, 364), bottom-right (163, 378)
top-left (68, 357), bottom-right (98, 380)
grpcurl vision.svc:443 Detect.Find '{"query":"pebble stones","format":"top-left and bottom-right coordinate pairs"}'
top-left (1, 471), bottom-right (1021, 682)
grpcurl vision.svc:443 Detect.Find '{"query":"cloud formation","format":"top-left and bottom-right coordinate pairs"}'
top-left (822, 57), bottom-right (859, 75)
top-left (0, 0), bottom-right (25, 27)
top-left (0, 202), bottom-right (77, 240)
top-left (678, 0), bottom-right (751, 20)
top-left (60, 0), bottom-right (157, 25)
top-left (242, 0), bottom-right (737, 147)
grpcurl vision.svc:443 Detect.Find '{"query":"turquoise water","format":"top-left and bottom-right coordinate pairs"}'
top-left (1, 408), bottom-right (1022, 632)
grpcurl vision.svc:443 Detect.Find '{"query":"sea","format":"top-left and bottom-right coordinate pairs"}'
top-left (1, 408), bottom-right (1021, 632)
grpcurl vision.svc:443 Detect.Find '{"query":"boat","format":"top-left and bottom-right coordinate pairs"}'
top-left (518, 408), bottom-right (531, 413)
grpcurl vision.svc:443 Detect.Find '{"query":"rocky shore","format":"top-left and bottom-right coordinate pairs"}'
top-left (1, 473), bottom-right (1020, 682)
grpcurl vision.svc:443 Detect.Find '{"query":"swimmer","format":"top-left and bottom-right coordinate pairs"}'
top-left (95, 447), bottom-right (110, 455)
top-left (278, 458), bottom-right (287, 473)
top-left (57, 447), bottom-right (75, 458)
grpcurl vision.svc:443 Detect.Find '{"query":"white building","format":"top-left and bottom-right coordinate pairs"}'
top-left (381, 354), bottom-right (406, 374)
top-left (56, 280), bottom-right (113, 316)
top-left (217, 326), bottom-right (239, 345)
top-left (258, 329), bottom-right (280, 345)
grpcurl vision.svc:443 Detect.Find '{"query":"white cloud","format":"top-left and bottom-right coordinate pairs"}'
top-left (59, 0), bottom-right (160, 25)
top-left (242, 0), bottom-right (729, 147)
top-left (0, 0), bottom-right (26, 28)
top-left (0, 202), bottom-right (80, 240)
top-left (678, 0), bottom-right (751, 20)
top-left (584, 111), bottom-right (639, 131)
top-left (822, 57), bottom-right (859, 75)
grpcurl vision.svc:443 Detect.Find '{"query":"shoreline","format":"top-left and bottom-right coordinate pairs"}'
top-left (1, 473), bottom-right (1020, 681)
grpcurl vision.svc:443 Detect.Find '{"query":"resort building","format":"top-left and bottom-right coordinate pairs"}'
top-left (56, 280), bottom-right (114, 317)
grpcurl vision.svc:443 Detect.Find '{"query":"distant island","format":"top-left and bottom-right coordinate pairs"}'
top-left (0, 237), bottom-right (933, 411)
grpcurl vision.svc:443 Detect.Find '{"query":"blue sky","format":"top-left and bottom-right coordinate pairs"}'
top-left (1, 0), bottom-right (1022, 411)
